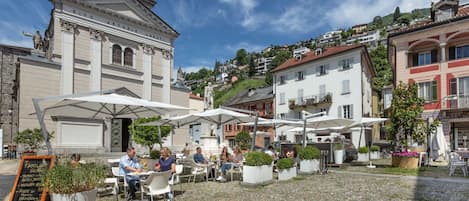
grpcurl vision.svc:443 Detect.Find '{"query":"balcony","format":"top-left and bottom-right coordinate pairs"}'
top-left (288, 93), bottom-right (332, 111)
top-left (448, 95), bottom-right (469, 109)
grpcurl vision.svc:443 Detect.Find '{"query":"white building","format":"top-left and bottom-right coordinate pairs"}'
top-left (346, 30), bottom-right (381, 48)
top-left (318, 30), bottom-right (343, 46)
top-left (255, 57), bottom-right (274, 75)
top-left (272, 45), bottom-right (375, 149)
top-left (293, 47), bottom-right (311, 57)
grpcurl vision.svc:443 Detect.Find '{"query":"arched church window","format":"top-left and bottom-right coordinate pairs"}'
top-left (112, 44), bottom-right (122, 65)
top-left (124, 48), bottom-right (133, 67)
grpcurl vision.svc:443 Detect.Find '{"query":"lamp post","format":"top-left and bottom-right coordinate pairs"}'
top-left (302, 111), bottom-right (326, 147)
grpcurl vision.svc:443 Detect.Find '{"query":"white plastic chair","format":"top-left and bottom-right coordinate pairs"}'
top-left (111, 167), bottom-right (127, 193)
top-left (140, 171), bottom-right (172, 201)
top-left (449, 152), bottom-right (467, 176)
top-left (169, 164), bottom-right (183, 192)
top-left (227, 162), bottom-right (243, 181)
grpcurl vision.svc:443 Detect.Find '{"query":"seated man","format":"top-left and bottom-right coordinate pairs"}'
top-left (193, 147), bottom-right (208, 164)
top-left (119, 147), bottom-right (142, 200)
top-left (264, 145), bottom-right (277, 160)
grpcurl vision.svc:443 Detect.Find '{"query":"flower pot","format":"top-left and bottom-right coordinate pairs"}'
top-left (357, 153), bottom-right (369, 162)
top-left (278, 167), bottom-right (296, 181)
top-left (392, 156), bottom-right (418, 169)
top-left (334, 150), bottom-right (344, 164)
top-left (370, 151), bottom-right (380, 160)
top-left (51, 189), bottom-right (97, 201)
top-left (409, 146), bottom-right (425, 152)
top-left (242, 165), bottom-right (273, 185)
top-left (299, 159), bottom-right (319, 174)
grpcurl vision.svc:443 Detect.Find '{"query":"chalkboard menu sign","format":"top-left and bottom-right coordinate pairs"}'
top-left (9, 155), bottom-right (55, 201)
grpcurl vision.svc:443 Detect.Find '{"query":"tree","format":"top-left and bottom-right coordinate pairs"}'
top-left (265, 70), bottom-right (273, 85)
top-left (235, 49), bottom-right (248, 65)
top-left (129, 116), bottom-right (172, 152)
top-left (369, 44), bottom-right (392, 90)
top-left (235, 131), bottom-right (252, 150)
top-left (397, 14), bottom-right (412, 25)
top-left (373, 16), bottom-right (383, 28)
top-left (214, 60), bottom-right (222, 74)
top-left (269, 50), bottom-right (292, 69)
top-left (393, 6), bottom-right (401, 22)
top-left (15, 128), bottom-right (54, 152)
top-left (248, 56), bottom-right (256, 77)
top-left (386, 82), bottom-right (432, 150)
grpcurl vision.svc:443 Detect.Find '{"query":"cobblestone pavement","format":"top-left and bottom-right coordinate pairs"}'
top-left (98, 172), bottom-right (469, 201)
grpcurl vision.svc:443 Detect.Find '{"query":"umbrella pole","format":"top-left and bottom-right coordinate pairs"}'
top-left (250, 112), bottom-right (259, 151)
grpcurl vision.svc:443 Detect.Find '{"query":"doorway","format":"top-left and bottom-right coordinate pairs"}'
top-left (110, 118), bottom-right (132, 152)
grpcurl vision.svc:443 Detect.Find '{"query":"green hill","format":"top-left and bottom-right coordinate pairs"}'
top-left (214, 79), bottom-right (267, 108)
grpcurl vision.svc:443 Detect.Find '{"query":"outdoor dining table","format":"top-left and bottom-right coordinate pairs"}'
top-left (456, 151), bottom-right (469, 160)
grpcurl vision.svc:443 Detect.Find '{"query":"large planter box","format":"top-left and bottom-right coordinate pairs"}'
top-left (242, 165), bottom-right (273, 185)
top-left (334, 150), bottom-right (344, 164)
top-left (51, 189), bottom-right (97, 201)
top-left (392, 156), bottom-right (418, 169)
top-left (299, 159), bottom-right (319, 174)
top-left (357, 153), bottom-right (369, 162)
top-left (370, 151), bottom-right (380, 160)
top-left (278, 167), bottom-right (297, 181)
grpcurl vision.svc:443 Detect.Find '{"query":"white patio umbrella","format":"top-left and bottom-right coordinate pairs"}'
top-left (42, 93), bottom-right (189, 119)
top-left (239, 119), bottom-right (303, 127)
top-left (288, 127), bottom-right (317, 133)
top-left (303, 115), bottom-right (355, 146)
top-left (142, 108), bottom-right (259, 148)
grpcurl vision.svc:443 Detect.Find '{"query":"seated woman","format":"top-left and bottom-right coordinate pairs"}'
top-left (219, 146), bottom-right (230, 166)
top-left (154, 147), bottom-right (176, 173)
top-left (216, 146), bottom-right (243, 182)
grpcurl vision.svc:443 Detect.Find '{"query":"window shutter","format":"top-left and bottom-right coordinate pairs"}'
top-left (449, 46), bottom-right (455, 60)
top-left (350, 104), bottom-right (354, 119)
top-left (337, 106), bottom-right (342, 118)
top-left (431, 49), bottom-right (438, 63)
top-left (432, 80), bottom-right (438, 101)
top-left (412, 53), bottom-right (418, 67)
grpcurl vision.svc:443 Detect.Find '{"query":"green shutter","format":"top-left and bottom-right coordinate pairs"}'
top-left (432, 80), bottom-right (437, 101)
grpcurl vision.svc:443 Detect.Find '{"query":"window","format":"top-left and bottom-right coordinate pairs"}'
top-left (318, 64), bottom-right (327, 76)
top-left (112, 44), bottom-right (122, 65)
top-left (264, 137), bottom-right (271, 148)
top-left (278, 113), bottom-right (286, 119)
top-left (418, 81), bottom-right (437, 102)
top-left (228, 139), bottom-right (235, 149)
top-left (124, 48), bottom-right (133, 67)
top-left (342, 80), bottom-right (350, 94)
top-left (339, 105), bottom-right (353, 119)
top-left (339, 58), bottom-right (353, 70)
top-left (279, 135), bottom-right (287, 141)
top-left (418, 52), bottom-right (431, 66)
top-left (296, 71), bottom-right (304, 81)
top-left (279, 93), bottom-right (285, 105)
top-left (459, 77), bottom-right (469, 95)
top-left (279, 75), bottom-right (286, 85)
top-left (456, 45), bottom-right (469, 60)
top-left (297, 89), bottom-right (304, 104)
top-left (450, 78), bottom-right (457, 95)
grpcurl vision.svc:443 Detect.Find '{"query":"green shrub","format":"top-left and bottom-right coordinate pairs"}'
top-left (370, 145), bottom-right (380, 152)
top-left (358, 146), bottom-right (369, 153)
top-left (334, 143), bottom-right (344, 150)
top-left (150, 149), bottom-right (160, 159)
top-left (276, 158), bottom-right (295, 170)
top-left (245, 151), bottom-right (273, 166)
top-left (44, 162), bottom-right (106, 194)
top-left (298, 146), bottom-right (320, 160)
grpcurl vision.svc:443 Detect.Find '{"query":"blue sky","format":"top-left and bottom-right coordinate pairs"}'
top-left (1, 0), bottom-right (468, 76)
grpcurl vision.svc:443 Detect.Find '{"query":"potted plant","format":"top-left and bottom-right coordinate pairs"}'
top-left (357, 147), bottom-right (369, 162)
top-left (44, 161), bottom-right (106, 201)
top-left (370, 145), bottom-right (380, 159)
top-left (391, 151), bottom-right (419, 169)
top-left (242, 151), bottom-right (273, 185)
top-left (298, 146), bottom-right (320, 174)
top-left (14, 128), bottom-right (53, 156)
top-left (334, 143), bottom-right (344, 165)
top-left (277, 158), bottom-right (296, 181)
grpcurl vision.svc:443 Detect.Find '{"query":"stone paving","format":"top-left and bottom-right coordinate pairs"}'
top-left (97, 171), bottom-right (469, 201)
top-left (0, 159), bottom-right (19, 201)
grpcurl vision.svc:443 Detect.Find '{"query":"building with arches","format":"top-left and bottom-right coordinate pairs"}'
top-left (388, 0), bottom-right (469, 149)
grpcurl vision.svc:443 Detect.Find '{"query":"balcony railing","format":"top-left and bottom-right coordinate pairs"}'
top-left (288, 93), bottom-right (332, 111)
top-left (448, 95), bottom-right (469, 109)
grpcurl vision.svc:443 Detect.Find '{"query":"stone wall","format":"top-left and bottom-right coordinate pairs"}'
top-left (0, 45), bottom-right (30, 144)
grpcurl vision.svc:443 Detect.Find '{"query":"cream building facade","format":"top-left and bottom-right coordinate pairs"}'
top-left (17, 0), bottom-right (190, 153)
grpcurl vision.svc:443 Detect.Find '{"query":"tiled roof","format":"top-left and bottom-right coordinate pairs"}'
top-left (390, 5), bottom-right (469, 37)
top-left (224, 86), bottom-right (273, 106)
top-left (189, 93), bottom-right (203, 100)
top-left (271, 44), bottom-right (363, 73)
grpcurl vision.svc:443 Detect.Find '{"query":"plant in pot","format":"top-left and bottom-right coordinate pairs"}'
top-left (298, 146), bottom-right (320, 174)
top-left (370, 145), bottom-right (380, 159)
top-left (15, 128), bottom-right (53, 156)
top-left (242, 151), bottom-right (273, 185)
top-left (277, 158), bottom-right (296, 181)
top-left (357, 147), bottom-right (369, 162)
top-left (43, 161), bottom-right (106, 201)
top-left (334, 143), bottom-right (344, 165)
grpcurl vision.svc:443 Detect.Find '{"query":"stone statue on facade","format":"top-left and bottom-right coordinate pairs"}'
top-left (32, 30), bottom-right (43, 51)
top-left (204, 82), bottom-right (214, 110)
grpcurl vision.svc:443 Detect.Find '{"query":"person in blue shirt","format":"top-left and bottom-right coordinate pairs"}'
top-left (154, 147), bottom-right (176, 173)
top-left (193, 147), bottom-right (208, 164)
top-left (119, 147), bottom-right (142, 200)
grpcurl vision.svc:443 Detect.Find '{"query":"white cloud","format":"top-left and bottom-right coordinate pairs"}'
top-left (271, 0), bottom-right (325, 34)
top-left (219, 0), bottom-right (261, 30)
top-left (225, 42), bottom-right (265, 53)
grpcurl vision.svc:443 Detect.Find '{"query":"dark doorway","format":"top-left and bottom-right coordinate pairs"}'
top-left (121, 118), bottom-right (132, 152)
